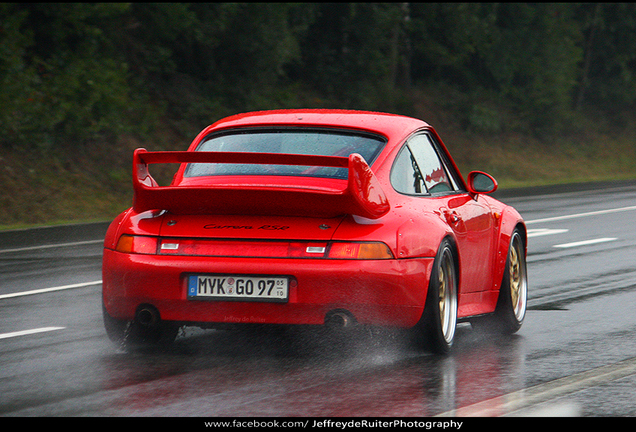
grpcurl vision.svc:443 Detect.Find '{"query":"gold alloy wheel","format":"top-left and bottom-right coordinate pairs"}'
top-left (510, 245), bottom-right (520, 306)
top-left (508, 233), bottom-right (527, 321)
top-left (438, 248), bottom-right (457, 344)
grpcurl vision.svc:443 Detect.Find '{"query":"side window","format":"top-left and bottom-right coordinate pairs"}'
top-left (390, 145), bottom-right (425, 194)
top-left (391, 133), bottom-right (458, 195)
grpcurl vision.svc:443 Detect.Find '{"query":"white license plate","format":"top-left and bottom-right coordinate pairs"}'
top-left (188, 275), bottom-right (288, 302)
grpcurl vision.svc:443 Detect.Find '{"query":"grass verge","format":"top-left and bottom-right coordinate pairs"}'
top-left (2, 104), bottom-right (635, 230)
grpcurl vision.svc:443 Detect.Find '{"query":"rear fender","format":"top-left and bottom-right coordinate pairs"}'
top-left (103, 208), bottom-right (165, 250)
top-left (492, 206), bottom-right (526, 291)
top-left (103, 209), bottom-right (129, 250)
top-left (395, 214), bottom-right (451, 259)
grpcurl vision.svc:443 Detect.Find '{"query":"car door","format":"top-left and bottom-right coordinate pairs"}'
top-left (390, 132), bottom-right (496, 293)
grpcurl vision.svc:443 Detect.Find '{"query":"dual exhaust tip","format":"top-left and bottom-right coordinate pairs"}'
top-left (135, 305), bottom-right (356, 329)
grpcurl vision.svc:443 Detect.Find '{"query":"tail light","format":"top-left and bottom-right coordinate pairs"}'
top-left (114, 235), bottom-right (393, 259)
top-left (115, 234), bottom-right (158, 254)
top-left (326, 242), bottom-right (394, 259)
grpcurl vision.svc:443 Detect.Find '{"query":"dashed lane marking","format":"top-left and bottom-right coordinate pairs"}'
top-left (525, 205), bottom-right (636, 224)
top-left (527, 228), bottom-right (569, 238)
top-left (0, 239), bottom-right (103, 254)
top-left (0, 281), bottom-right (102, 300)
top-left (0, 327), bottom-right (65, 340)
top-left (553, 237), bottom-right (617, 248)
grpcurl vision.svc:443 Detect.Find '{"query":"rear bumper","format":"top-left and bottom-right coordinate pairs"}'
top-left (102, 250), bottom-right (434, 328)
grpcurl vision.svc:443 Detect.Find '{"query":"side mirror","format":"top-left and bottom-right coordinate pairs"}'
top-left (467, 171), bottom-right (498, 195)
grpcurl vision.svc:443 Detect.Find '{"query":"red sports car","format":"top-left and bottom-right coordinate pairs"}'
top-left (102, 110), bottom-right (528, 353)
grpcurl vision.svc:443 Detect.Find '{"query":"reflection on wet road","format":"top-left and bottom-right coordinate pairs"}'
top-left (9, 322), bottom-right (530, 417)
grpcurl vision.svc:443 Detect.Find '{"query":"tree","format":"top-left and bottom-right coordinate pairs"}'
top-left (295, 3), bottom-right (413, 108)
top-left (575, 3), bottom-right (636, 111)
top-left (0, 3), bottom-right (134, 150)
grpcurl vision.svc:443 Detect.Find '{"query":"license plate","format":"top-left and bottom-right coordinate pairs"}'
top-left (188, 275), bottom-right (288, 302)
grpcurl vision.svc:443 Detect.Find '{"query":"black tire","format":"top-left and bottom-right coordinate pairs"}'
top-left (419, 239), bottom-right (458, 354)
top-left (102, 304), bottom-right (129, 345)
top-left (102, 305), bottom-right (179, 348)
top-left (493, 229), bottom-right (528, 333)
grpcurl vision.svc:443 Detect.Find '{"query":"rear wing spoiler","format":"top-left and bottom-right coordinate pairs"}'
top-left (132, 148), bottom-right (390, 219)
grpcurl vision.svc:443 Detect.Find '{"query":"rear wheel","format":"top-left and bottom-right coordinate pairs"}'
top-left (494, 229), bottom-right (527, 333)
top-left (473, 229), bottom-right (527, 334)
top-left (419, 239), bottom-right (458, 354)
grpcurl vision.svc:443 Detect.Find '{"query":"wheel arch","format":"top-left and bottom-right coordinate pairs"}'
top-left (440, 234), bottom-right (460, 291)
top-left (493, 206), bottom-right (527, 295)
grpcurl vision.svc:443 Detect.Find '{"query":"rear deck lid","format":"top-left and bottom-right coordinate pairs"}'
top-left (156, 214), bottom-right (346, 259)
top-left (159, 214), bottom-right (345, 240)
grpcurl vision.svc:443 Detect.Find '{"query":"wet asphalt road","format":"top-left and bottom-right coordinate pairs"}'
top-left (1, 181), bottom-right (635, 417)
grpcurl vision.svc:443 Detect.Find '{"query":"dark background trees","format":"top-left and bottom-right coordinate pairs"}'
top-left (1, 3), bottom-right (635, 225)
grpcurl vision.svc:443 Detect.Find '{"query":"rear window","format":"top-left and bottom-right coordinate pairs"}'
top-left (184, 129), bottom-right (385, 179)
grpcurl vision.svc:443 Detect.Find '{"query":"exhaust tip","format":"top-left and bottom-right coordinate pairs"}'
top-left (135, 305), bottom-right (160, 327)
top-left (325, 310), bottom-right (355, 328)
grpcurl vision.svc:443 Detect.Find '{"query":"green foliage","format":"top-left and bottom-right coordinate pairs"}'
top-left (3, 2), bottom-right (636, 226)
top-left (1, 3), bottom-right (136, 150)
top-left (576, 3), bottom-right (636, 109)
top-left (0, 4), bottom-right (38, 144)
top-left (409, 3), bottom-right (584, 131)
top-left (1, 2), bottom-right (636, 148)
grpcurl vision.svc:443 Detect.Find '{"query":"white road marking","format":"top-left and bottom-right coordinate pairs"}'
top-left (436, 356), bottom-right (636, 417)
top-left (0, 239), bottom-right (103, 254)
top-left (527, 228), bottom-right (569, 238)
top-left (525, 205), bottom-right (636, 224)
top-left (0, 327), bottom-right (65, 340)
top-left (0, 281), bottom-right (102, 300)
top-left (553, 237), bottom-right (617, 249)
